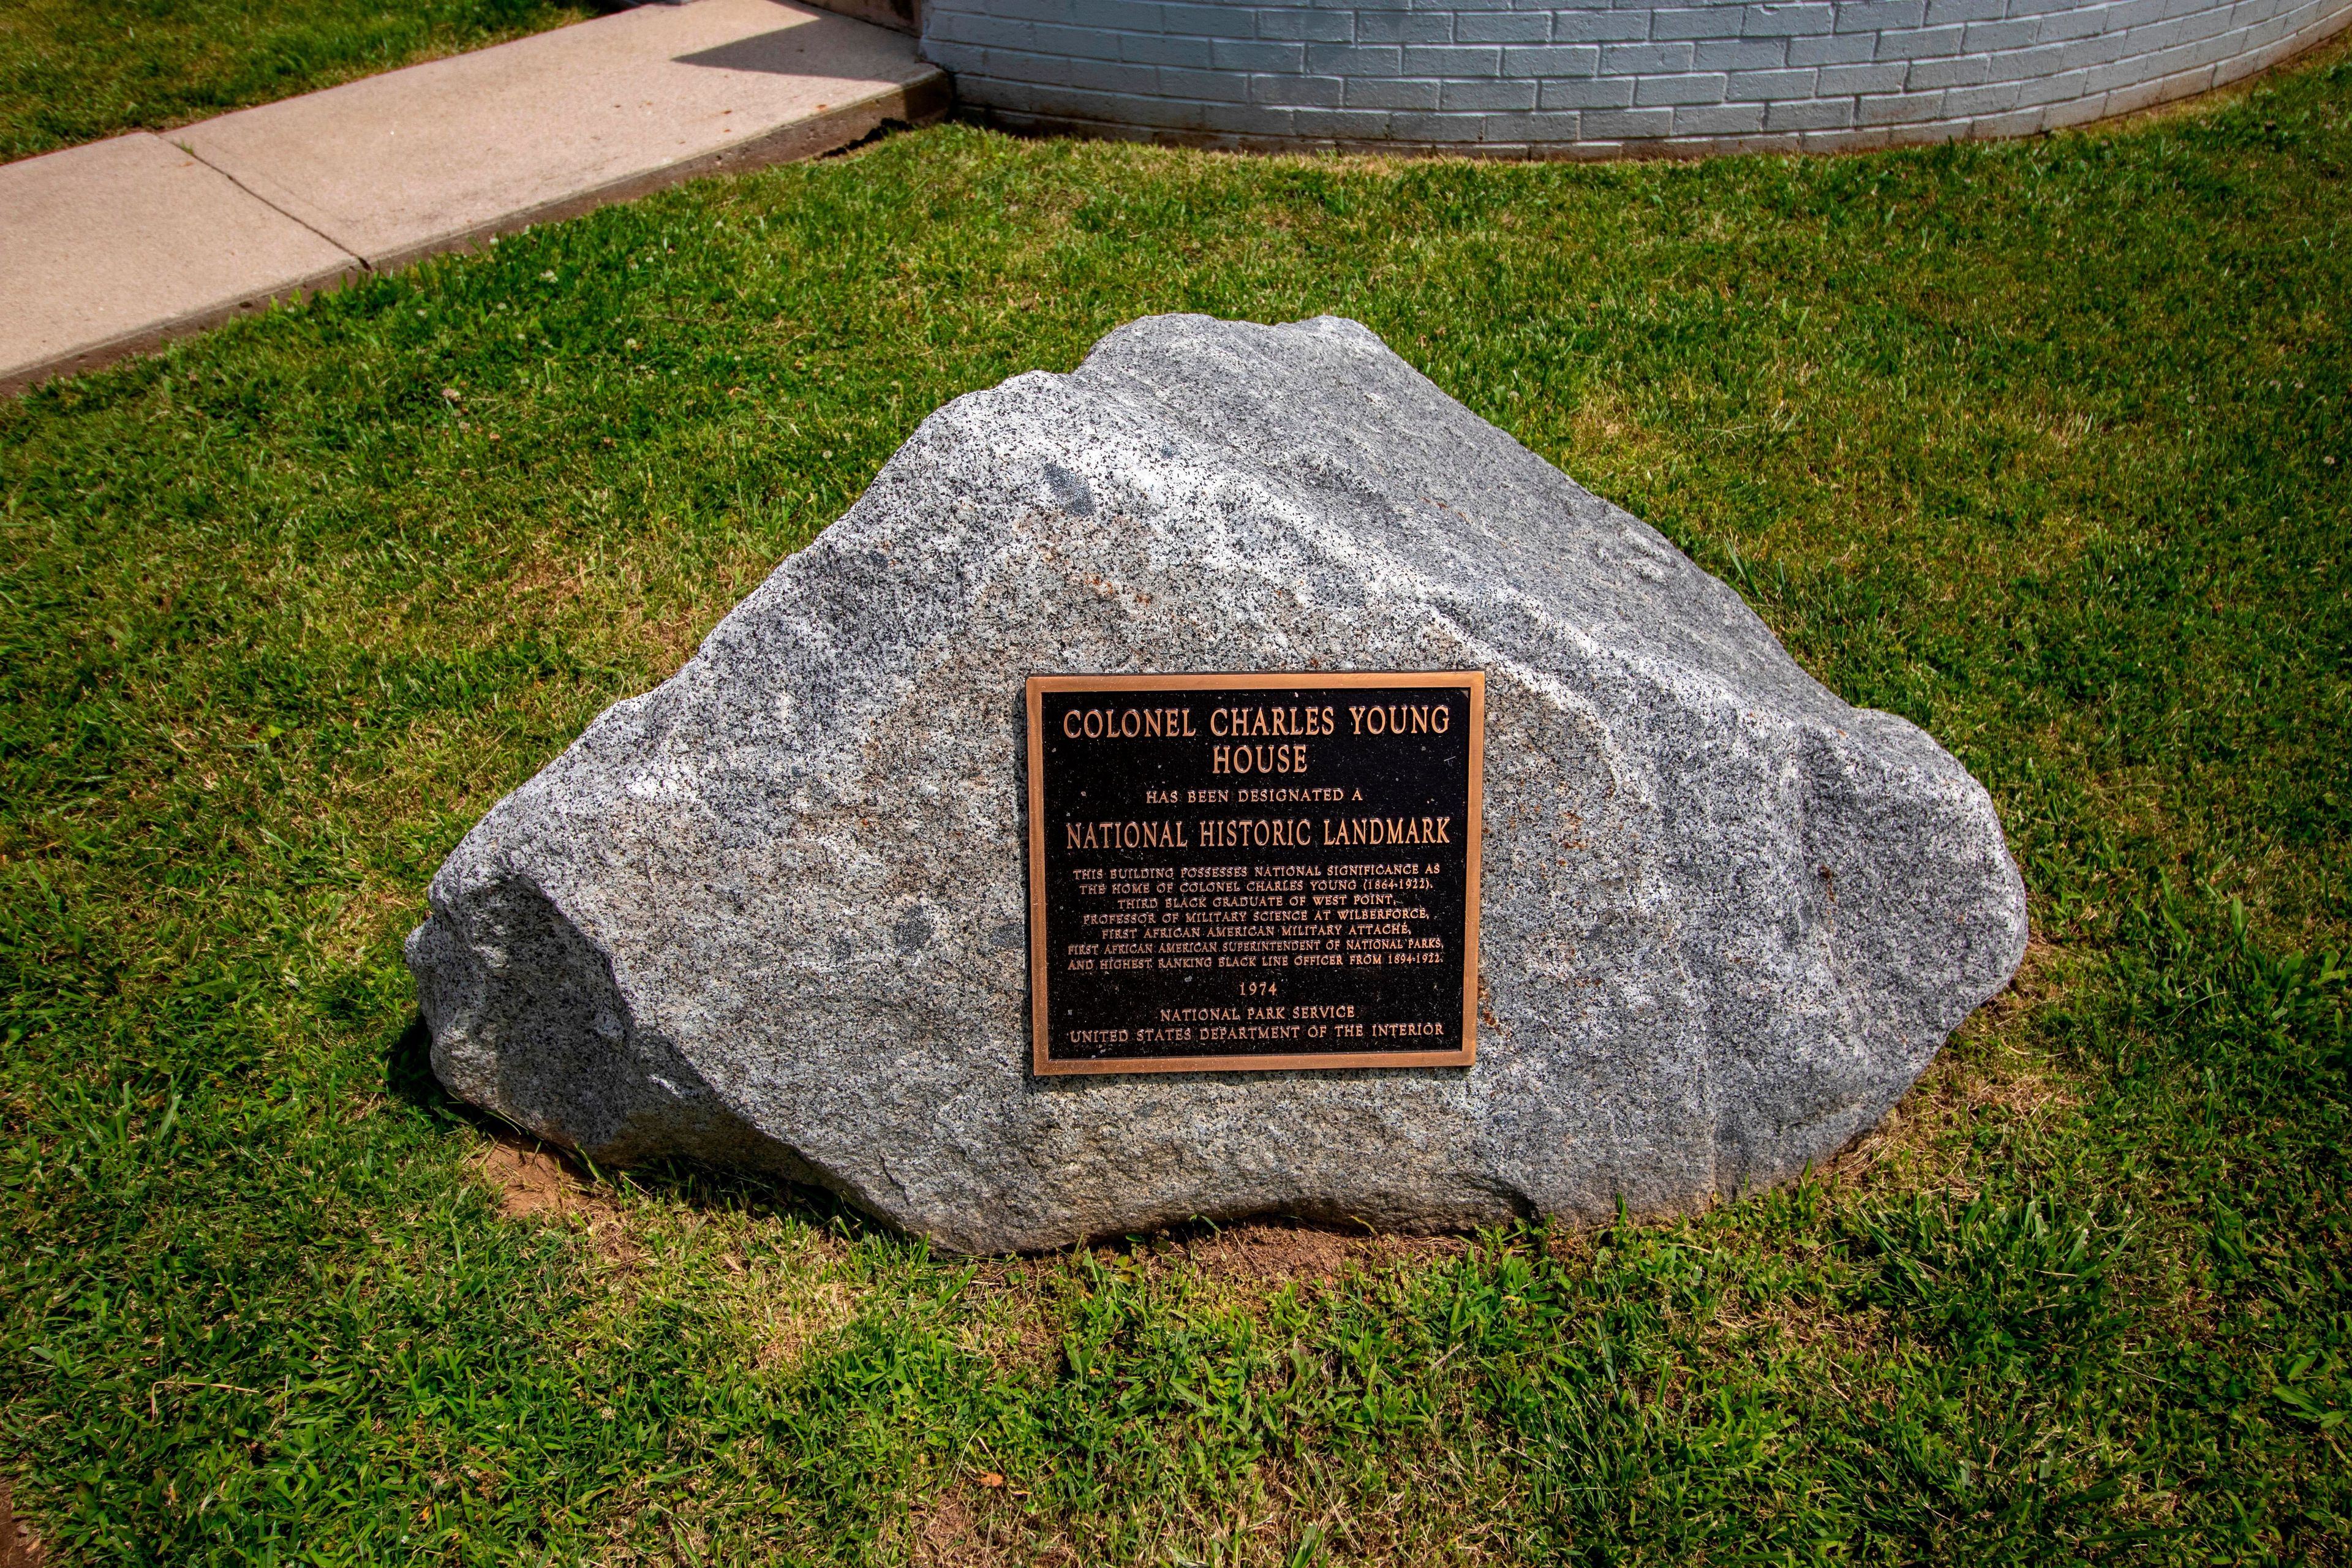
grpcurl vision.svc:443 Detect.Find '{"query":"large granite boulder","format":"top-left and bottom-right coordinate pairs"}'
top-left (407, 314), bottom-right (2027, 1254)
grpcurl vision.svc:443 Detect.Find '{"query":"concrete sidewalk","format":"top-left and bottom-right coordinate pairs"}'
top-left (1, 0), bottom-right (948, 396)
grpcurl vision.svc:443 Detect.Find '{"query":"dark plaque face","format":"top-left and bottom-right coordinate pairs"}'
top-left (1025, 672), bottom-right (1484, 1075)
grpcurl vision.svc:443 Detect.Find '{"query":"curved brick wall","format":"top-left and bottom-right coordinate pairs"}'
top-left (915, 0), bottom-right (2351, 154)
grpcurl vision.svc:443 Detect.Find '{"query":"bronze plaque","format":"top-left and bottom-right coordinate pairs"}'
top-left (1025, 671), bottom-right (1484, 1076)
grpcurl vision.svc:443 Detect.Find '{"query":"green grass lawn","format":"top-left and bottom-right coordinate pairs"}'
top-left (4, 48), bottom-right (2350, 1565)
top-left (0, 0), bottom-right (592, 162)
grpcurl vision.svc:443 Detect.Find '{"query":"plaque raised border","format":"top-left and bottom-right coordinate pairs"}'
top-left (1025, 671), bottom-right (1484, 1076)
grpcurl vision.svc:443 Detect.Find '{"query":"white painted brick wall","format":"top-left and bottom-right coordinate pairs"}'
top-left (919, 0), bottom-right (2352, 152)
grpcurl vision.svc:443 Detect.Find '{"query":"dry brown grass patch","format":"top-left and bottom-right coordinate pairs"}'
top-left (1828, 933), bottom-right (2082, 1199)
top-left (503, 549), bottom-right (589, 610)
top-left (326, 885), bottom-right (417, 961)
top-left (748, 1277), bottom-right (865, 1370)
top-left (1119, 1453), bottom-right (1518, 1568)
top-left (1555, 384), bottom-right (1671, 466)
top-left (1705, 1293), bottom-right (1893, 1361)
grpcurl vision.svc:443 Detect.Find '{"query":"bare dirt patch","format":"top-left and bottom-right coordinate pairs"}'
top-left (475, 1136), bottom-right (639, 1269)
top-left (911, 1494), bottom-right (1016, 1568)
top-left (0, 1483), bottom-right (42, 1568)
top-left (1177, 1221), bottom-right (1469, 1286)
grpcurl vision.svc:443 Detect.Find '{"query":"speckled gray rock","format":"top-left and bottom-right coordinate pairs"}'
top-left (407, 312), bottom-right (2027, 1254)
